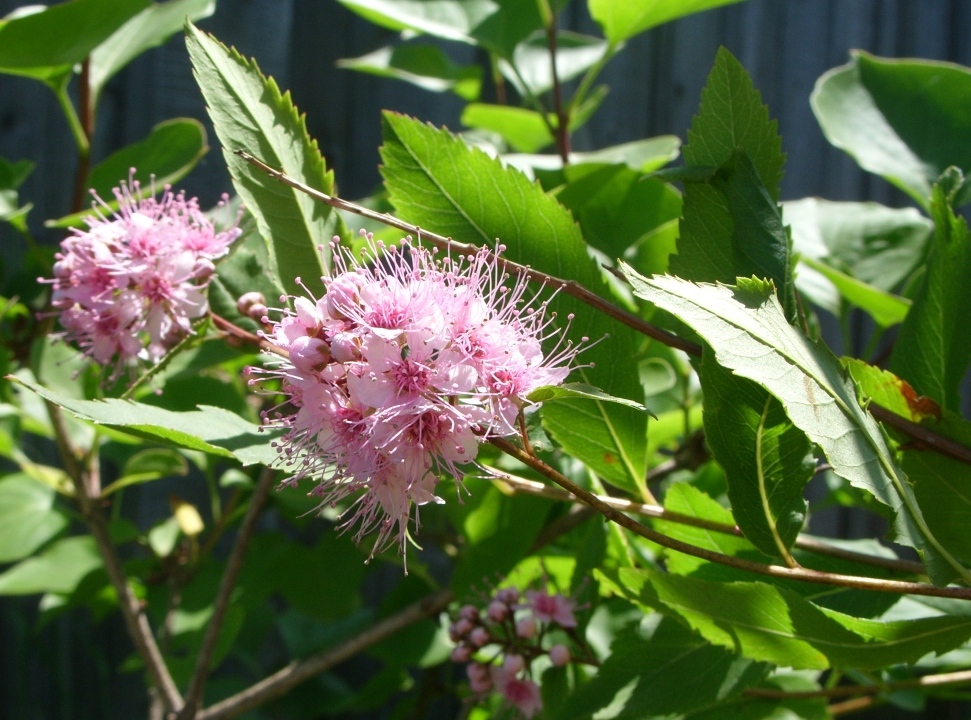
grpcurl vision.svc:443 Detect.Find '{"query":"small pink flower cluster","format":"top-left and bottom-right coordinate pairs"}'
top-left (43, 177), bottom-right (240, 378)
top-left (449, 587), bottom-right (578, 718)
top-left (259, 234), bottom-right (585, 556)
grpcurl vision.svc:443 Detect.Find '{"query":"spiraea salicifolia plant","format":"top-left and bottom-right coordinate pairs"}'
top-left (3, 0), bottom-right (971, 719)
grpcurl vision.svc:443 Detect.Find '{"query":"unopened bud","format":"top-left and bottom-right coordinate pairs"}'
top-left (487, 600), bottom-right (509, 622)
top-left (237, 291), bottom-right (266, 316)
top-left (469, 626), bottom-right (490, 647)
top-left (516, 616), bottom-right (536, 639)
top-left (549, 644), bottom-right (570, 666)
top-left (450, 645), bottom-right (472, 663)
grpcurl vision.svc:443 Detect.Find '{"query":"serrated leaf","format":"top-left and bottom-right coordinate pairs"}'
top-left (186, 22), bottom-right (343, 299)
top-left (0, 473), bottom-right (69, 563)
top-left (338, 42), bottom-right (482, 100)
top-left (812, 52), bottom-right (971, 208)
top-left (90, 0), bottom-right (215, 107)
top-left (621, 268), bottom-right (970, 585)
top-left (784, 198), bottom-right (931, 315)
top-left (0, 0), bottom-right (147, 84)
top-left (605, 567), bottom-right (971, 670)
top-left (11, 376), bottom-right (277, 466)
top-left (844, 359), bottom-right (940, 424)
top-left (379, 112), bottom-right (646, 492)
top-left (700, 356), bottom-right (812, 561)
top-left (890, 174), bottom-right (971, 410)
top-left (0, 536), bottom-right (102, 596)
top-left (336, 0), bottom-right (543, 59)
top-left (47, 119), bottom-right (209, 229)
top-left (589, 0), bottom-right (746, 43)
top-left (906, 451), bottom-right (971, 568)
top-left (527, 383), bottom-right (647, 411)
top-left (557, 615), bottom-right (768, 720)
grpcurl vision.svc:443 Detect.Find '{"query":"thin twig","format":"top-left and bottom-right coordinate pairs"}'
top-left (491, 471), bottom-right (925, 575)
top-left (45, 400), bottom-right (184, 712)
top-left (194, 588), bottom-right (453, 720)
top-left (235, 152), bottom-right (971, 470)
top-left (70, 58), bottom-right (93, 214)
top-left (209, 312), bottom-right (287, 357)
top-left (545, 18), bottom-right (570, 164)
top-left (746, 668), bottom-right (971, 700)
top-left (489, 437), bottom-right (971, 600)
top-left (177, 467), bottom-right (277, 720)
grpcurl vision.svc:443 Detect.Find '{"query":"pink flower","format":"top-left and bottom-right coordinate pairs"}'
top-left (41, 174), bottom-right (240, 379)
top-left (525, 589), bottom-right (577, 628)
top-left (258, 233), bottom-right (585, 560)
top-left (492, 660), bottom-right (543, 719)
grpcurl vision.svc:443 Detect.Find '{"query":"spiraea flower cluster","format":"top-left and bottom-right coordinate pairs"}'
top-left (258, 233), bottom-right (586, 556)
top-left (449, 586), bottom-right (579, 718)
top-left (43, 176), bottom-right (240, 379)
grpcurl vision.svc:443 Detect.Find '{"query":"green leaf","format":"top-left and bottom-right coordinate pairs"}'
top-left (12, 376), bottom-right (278, 466)
top-left (843, 359), bottom-right (940, 424)
top-left (336, 0), bottom-right (544, 59)
top-left (0, 0), bottom-right (148, 84)
top-left (527, 383), bottom-right (647, 412)
top-left (505, 137), bottom-right (680, 181)
top-left (379, 112), bottom-right (647, 492)
top-left (812, 52), bottom-right (971, 208)
top-left (0, 473), bottom-right (69, 563)
top-left (605, 567), bottom-right (971, 670)
top-left (185, 22), bottom-right (343, 299)
top-left (557, 615), bottom-right (768, 720)
top-left (784, 198), bottom-right (931, 315)
top-left (671, 49), bottom-right (790, 311)
top-left (0, 536), bottom-right (102, 595)
top-left (906, 451), bottom-right (971, 569)
top-left (800, 256), bottom-right (911, 327)
top-left (688, 674), bottom-right (828, 720)
top-left (47, 119), bottom-right (210, 229)
top-left (589, 0), bottom-right (746, 43)
top-left (501, 30), bottom-right (610, 97)
top-left (700, 356), bottom-right (813, 561)
top-left (338, 43), bottom-right (482, 100)
top-left (890, 173), bottom-right (971, 410)
top-left (0, 158), bottom-right (34, 233)
top-left (102, 448), bottom-right (191, 496)
top-left (461, 104), bottom-right (553, 153)
top-left (621, 269), bottom-right (970, 585)
top-left (89, 0), bottom-right (215, 107)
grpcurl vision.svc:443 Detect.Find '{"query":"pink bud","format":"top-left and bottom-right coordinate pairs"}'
top-left (450, 645), bottom-right (472, 663)
top-left (549, 644), bottom-right (570, 667)
top-left (469, 626), bottom-right (490, 647)
top-left (289, 336), bottom-right (330, 373)
top-left (459, 604), bottom-right (480, 621)
top-left (516, 616), bottom-right (536, 639)
top-left (487, 600), bottom-right (509, 623)
top-left (503, 654), bottom-right (525, 675)
top-left (496, 587), bottom-right (519, 605)
top-left (453, 618), bottom-right (473, 638)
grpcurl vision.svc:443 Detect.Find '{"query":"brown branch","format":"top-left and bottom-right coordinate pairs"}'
top-left (870, 402), bottom-right (971, 466)
top-left (545, 21), bottom-right (570, 164)
top-left (70, 57), bottom-right (93, 214)
top-left (209, 312), bottom-right (287, 358)
top-left (45, 400), bottom-right (183, 712)
top-left (194, 588), bottom-right (453, 720)
top-left (746, 668), bottom-right (971, 700)
top-left (177, 467), bottom-right (277, 720)
top-left (491, 471), bottom-right (925, 576)
top-left (489, 437), bottom-right (971, 600)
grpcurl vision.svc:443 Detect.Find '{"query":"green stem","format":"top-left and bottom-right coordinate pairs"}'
top-left (569, 42), bottom-right (618, 115)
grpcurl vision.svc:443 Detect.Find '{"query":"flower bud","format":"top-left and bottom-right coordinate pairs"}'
top-left (289, 336), bottom-right (331, 373)
top-left (503, 654), bottom-right (525, 675)
top-left (450, 645), bottom-right (472, 663)
top-left (487, 600), bottom-right (509, 623)
top-left (549, 644), bottom-right (570, 667)
top-left (496, 587), bottom-right (520, 605)
top-left (453, 618), bottom-right (473, 638)
top-left (459, 604), bottom-right (480, 621)
top-left (516, 616), bottom-right (536, 639)
top-left (469, 626), bottom-right (490, 647)
top-left (237, 291), bottom-right (266, 316)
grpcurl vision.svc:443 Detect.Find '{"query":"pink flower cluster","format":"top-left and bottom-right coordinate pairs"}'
top-left (449, 587), bottom-right (579, 718)
top-left (259, 234), bottom-right (585, 556)
top-left (43, 178), bottom-right (240, 378)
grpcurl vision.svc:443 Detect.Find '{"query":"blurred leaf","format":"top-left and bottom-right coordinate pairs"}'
top-left (0, 157), bottom-right (33, 188)
top-left (622, 270), bottom-right (967, 584)
top-left (90, 0), bottom-right (215, 106)
top-left (906, 450), bottom-right (971, 569)
top-left (801, 256), bottom-right (911, 327)
top-left (0, 473), bottom-right (69, 563)
top-left (338, 42), bottom-right (481, 100)
top-left (148, 516), bottom-right (180, 557)
top-left (504, 136), bottom-right (680, 180)
top-left (890, 172), bottom-right (971, 410)
top-left (102, 448), bottom-right (190, 496)
top-left (186, 22), bottom-right (344, 299)
top-left (0, 536), bottom-right (101, 595)
top-left (812, 52), bottom-right (971, 208)
top-left (700, 355), bottom-right (812, 561)
top-left (12, 376), bottom-right (278, 466)
top-left (688, 674), bottom-right (828, 720)
top-left (557, 615), bottom-right (767, 720)
top-left (604, 567), bottom-right (971, 670)
top-left (172, 497), bottom-right (204, 537)
top-left (337, 0), bottom-right (544, 58)
top-left (47, 119), bottom-right (209, 229)
top-left (462, 103), bottom-right (553, 153)
top-left (784, 198), bottom-right (931, 315)
top-left (0, 0), bottom-right (147, 84)
top-left (380, 112), bottom-right (647, 492)
top-left (501, 30), bottom-right (610, 96)
top-left (589, 0), bottom-right (746, 43)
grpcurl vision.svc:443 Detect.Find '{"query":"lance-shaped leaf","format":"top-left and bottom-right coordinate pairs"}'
top-left (589, 0), bottom-right (746, 44)
top-left (380, 113), bottom-right (647, 493)
top-left (601, 567), bottom-right (971, 670)
top-left (700, 356), bottom-right (812, 562)
top-left (812, 52), bottom-right (971, 209)
top-left (556, 615), bottom-right (768, 720)
top-left (186, 22), bottom-right (344, 299)
top-left (621, 268), bottom-right (970, 585)
top-left (890, 171), bottom-right (971, 411)
top-left (338, 43), bottom-right (482, 100)
top-left (0, 473), bottom-right (69, 564)
top-left (11, 376), bottom-right (277, 467)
